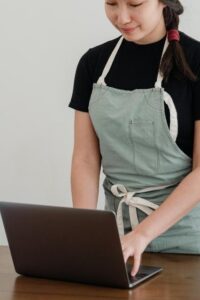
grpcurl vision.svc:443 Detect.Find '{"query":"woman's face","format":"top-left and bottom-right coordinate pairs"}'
top-left (104, 0), bottom-right (167, 44)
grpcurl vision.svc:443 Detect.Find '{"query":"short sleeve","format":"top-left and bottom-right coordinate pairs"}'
top-left (68, 49), bottom-right (94, 112)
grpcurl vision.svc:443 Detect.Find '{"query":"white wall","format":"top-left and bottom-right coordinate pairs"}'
top-left (0, 0), bottom-right (199, 245)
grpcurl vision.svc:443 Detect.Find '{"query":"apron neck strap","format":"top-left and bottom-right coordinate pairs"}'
top-left (154, 36), bottom-right (169, 88)
top-left (97, 35), bottom-right (124, 85)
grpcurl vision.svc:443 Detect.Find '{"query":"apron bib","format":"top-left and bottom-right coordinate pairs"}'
top-left (88, 35), bottom-right (200, 254)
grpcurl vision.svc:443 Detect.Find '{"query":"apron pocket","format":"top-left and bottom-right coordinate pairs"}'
top-left (128, 119), bottom-right (159, 175)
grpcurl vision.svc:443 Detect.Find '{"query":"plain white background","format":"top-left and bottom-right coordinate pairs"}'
top-left (0, 0), bottom-right (200, 245)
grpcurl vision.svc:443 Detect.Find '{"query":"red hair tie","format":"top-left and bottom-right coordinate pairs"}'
top-left (167, 29), bottom-right (180, 42)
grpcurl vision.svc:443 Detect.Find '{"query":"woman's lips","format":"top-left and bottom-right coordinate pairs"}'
top-left (120, 26), bottom-right (139, 33)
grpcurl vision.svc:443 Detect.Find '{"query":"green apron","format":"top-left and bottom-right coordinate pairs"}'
top-left (88, 35), bottom-right (200, 254)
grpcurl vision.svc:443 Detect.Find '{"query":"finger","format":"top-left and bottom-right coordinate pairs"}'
top-left (131, 253), bottom-right (141, 277)
top-left (123, 248), bottom-right (132, 264)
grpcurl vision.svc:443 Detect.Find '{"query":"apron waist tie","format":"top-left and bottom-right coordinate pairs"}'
top-left (111, 183), bottom-right (176, 236)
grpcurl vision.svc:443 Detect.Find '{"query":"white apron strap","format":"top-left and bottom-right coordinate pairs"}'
top-left (97, 35), bottom-right (124, 86)
top-left (154, 36), bottom-right (169, 89)
top-left (163, 91), bottom-right (178, 142)
top-left (154, 36), bottom-right (178, 142)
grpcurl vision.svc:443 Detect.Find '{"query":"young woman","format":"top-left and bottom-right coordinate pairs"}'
top-left (68, 0), bottom-right (200, 276)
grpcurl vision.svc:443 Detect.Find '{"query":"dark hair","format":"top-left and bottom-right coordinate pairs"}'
top-left (160, 0), bottom-right (198, 82)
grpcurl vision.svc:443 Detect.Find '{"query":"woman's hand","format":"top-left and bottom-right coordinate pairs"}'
top-left (120, 230), bottom-right (150, 277)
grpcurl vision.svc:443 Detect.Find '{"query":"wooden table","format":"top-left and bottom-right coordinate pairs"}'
top-left (1, 246), bottom-right (200, 300)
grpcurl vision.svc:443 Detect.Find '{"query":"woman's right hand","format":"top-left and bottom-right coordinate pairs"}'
top-left (120, 230), bottom-right (150, 277)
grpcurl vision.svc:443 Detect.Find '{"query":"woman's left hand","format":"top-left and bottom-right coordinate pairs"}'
top-left (120, 230), bottom-right (150, 277)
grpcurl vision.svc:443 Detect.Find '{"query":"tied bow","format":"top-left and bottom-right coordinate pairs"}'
top-left (111, 183), bottom-right (171, 236)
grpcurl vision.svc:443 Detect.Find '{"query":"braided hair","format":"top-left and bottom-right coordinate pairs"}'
top-left (160, 0), bottom-right (198, 82)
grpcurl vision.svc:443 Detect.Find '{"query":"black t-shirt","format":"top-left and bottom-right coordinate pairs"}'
top-left (68, 31), bottom-right (200, 159)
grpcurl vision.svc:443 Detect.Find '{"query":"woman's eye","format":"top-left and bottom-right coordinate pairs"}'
top-left (130, 3), bottom-right (142, 7)
top-left (106, 3), bottom-right (142, 7)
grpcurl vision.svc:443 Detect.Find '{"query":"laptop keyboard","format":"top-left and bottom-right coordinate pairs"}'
top-left (126, 264), bottom-right (149, 283)
top-left (128, 272), bottom-right (149, 283)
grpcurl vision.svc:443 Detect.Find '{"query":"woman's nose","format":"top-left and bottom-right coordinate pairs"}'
top-left (117, 8), bottom-right (132, 25)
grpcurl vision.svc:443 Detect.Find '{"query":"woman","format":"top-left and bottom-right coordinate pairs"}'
top-left (68, 0), bottom-right (200, 277)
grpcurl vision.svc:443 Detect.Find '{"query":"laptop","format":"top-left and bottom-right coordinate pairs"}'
top-left (0, 201), bottom-right (163, 289)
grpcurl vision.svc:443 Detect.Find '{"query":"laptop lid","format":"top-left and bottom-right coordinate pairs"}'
top-left (0, 201), bottom-right (162, 288)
